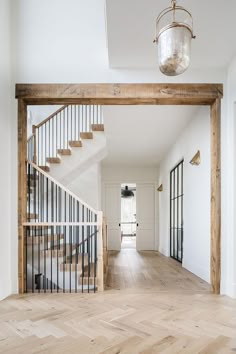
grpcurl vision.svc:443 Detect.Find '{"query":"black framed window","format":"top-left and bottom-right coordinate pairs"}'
top-left (170, 160), bottom-right (184, 263)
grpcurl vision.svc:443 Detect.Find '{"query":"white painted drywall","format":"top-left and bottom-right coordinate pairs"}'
top-left (67, 163), bottom-right (102, 211)
top-left (224, 55), bottom-right (236, 298)
top-left (0, 0), bottom-right (12, 300)
top-left (158, 107), bottom-right (210, 283)
top-left (5, 0), bottom-right (233, 298)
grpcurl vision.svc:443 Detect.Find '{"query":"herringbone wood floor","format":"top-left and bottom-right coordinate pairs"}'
top-left (0, 250), bottom-right (235, 353)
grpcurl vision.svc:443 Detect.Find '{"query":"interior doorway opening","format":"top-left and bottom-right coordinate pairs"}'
top-left (121, 183), bottom-right (136, 249)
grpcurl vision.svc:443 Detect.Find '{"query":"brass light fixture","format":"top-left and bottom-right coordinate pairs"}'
top-left (157, 184), bottom-right (163, 192)
top-left (190, 150), bottom-right (201, 166)
top-left (153, 0), bottom-right (196, 76)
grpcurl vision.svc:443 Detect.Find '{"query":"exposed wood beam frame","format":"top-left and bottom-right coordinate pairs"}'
top-left (16, 83), bottom-right (223, 105)
top-left (16, 83), bottom-right (222, 294)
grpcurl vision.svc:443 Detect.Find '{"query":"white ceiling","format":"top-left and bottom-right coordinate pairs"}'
top-left (103, 105), bottom-right (201, 167)
top-left (106, 0), bottom-right (236, 69)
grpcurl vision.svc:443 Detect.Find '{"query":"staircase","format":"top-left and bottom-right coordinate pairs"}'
top-left (25, 105), bottom-right (108, 294)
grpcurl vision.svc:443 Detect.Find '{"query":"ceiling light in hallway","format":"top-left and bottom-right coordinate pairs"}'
top-left (153, 0), bottom-right (196, 76)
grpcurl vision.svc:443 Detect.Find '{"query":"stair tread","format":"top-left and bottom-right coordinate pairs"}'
top-left (57, 149), bottom-right (72, 156)
top-left (64, 253), bottom-right (88, 264)
top-left (69, 140), bottom-right (82, 148)
top-left (27, 213), bottom-right (38, 219)
top-left (81, 263), bottom-right (96, 277)
top-left (46, 157), bottom-right (61, 164)
top-left (91, 124), bottom-right (104, 132)
top-left (80, 132), bottom-right (93, 139)
top-left (39, 166), bottom-right (50, 172)
top-left (27, 234), bottom-right (64, 244)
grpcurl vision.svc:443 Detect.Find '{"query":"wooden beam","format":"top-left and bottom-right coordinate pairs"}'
top-left (18, 99), bottom-right (27, 294)
top-left (210, 98), bottom-right (221, 294)
top-left (15, 83), bottom-right (223, 106)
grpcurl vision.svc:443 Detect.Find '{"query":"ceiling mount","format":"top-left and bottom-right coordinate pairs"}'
top-left (153, 0), bottom-right (196, 76)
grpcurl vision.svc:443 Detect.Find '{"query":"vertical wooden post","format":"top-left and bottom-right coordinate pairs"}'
top-left (97, 211), bottom-right (104, 291)
top-left (32, 125), bottom-right (37, 164)
top-left (18, 99), bottom-right (27, 294)
top-left (210, 98), bottom-right (221, 294)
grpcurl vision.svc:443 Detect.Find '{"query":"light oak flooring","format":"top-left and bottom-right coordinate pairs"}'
top-left (106, 249), bottom-right (210, 293)
top-left (0, 249), bottom-right (236, 354)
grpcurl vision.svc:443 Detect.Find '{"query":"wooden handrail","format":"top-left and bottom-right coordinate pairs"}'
top-left (35, 105), bottom-right (68, 129)
top-left (27, 160), bottom-right (99, 215)
top-left (23, 222), bottom-right (99, 226)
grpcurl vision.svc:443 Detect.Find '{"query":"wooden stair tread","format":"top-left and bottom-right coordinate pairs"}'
top-left (46, 157), bottom-right (61, 164)
top-left (69, 140), bottom-right (82, 148)
top-left (81, 263), bottom-right (96, 277)
top-left (91, 124), bottom-right (104, 132)
top-left (80, 132), bottom-right (93, 139)
top-left (41, 244), bottom-right (76, 257)
top-left (57, 149), bottom-right (72, 156)
top-left (39, 166), bottom-right (50, 172)
top-left (27, 213), bottom-right (38, 220)
top-left (27, 234), bottom-right (64, 244)
top-left (65, 253), bottom-right (88, 264)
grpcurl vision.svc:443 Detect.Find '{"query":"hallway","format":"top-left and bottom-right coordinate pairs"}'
top-left (106, 248), bottom-right (210, 293)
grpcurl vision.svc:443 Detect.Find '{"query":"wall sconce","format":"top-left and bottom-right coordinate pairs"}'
top-left (190, 150), bottom-right (200, 166)
top-left (157, 184), bottom-right (163, 192)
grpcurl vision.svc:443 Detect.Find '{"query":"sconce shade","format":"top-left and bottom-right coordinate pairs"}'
top-left (190, 150), bottom-right (201, 165)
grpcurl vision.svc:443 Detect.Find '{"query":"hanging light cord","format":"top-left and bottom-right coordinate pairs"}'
top-left (171, 0), bottom-right (177, 22)
top-left (171, 0), bottom-right (177, 9)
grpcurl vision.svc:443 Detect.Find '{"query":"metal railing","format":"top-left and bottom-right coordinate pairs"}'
top-left (25, 161), bottom-right (101, 293)
top-left (27, 105), bottom-right (103, 167)
top-left (24, 224), bottom-right (97, 293)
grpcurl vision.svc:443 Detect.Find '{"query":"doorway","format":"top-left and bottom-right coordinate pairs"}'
top-left (170, 160), bottom-right (184, 263)
top-left (17, 83), bottom-right (222, 294)
top-left (121, 184), bottom-right (136, 249)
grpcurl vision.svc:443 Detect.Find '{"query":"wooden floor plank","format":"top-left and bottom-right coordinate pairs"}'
top-left (0, 248), bottom-right (235, 353)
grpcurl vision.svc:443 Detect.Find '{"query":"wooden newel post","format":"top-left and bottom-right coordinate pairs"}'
top-left (32, 125), bottom-right (37, 164)
top-left (18, 100), bottom-right (27, 294)
top-left (97, 211), bottom-right (104, 291)
top-left (210, 98), bottom-right (221, 294)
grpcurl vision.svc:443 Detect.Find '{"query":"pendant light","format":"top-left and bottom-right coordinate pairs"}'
top-left (121, 186), bottom-right (134, 198)
top-left (153, 0), bottom-right (196, 76)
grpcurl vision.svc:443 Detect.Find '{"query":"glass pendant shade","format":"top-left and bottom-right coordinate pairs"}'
top-left (154, 1), bottom-right (195, 76)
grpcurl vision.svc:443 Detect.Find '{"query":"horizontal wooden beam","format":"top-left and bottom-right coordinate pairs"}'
top-left (16, 83), bottom-right (223, 106)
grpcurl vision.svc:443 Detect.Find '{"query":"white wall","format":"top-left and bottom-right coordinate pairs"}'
top-left (0, 0), bottom-right (12, 300)
top-left (67, 163), bottom-right (102, 210)
top-left (5, 0), bottom-right (232, 298)
top-left (224, 55), bottom-right (236, 298)
top-left (158, 107), bottom-right (210, 283)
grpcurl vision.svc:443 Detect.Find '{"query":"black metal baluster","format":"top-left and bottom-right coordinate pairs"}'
top-left (87, 209), bottom-right (90, 293)
top-left (67, 107), bottom-right (68, 149)
top-left (69, 196), bottom-right (72, 293)
top-left (94, 226), bottom-right (97, 293)
top-left (177, 165), bottom-right (179, 261)
top-left (26, 227), bottom-right (28, 293)
top-left (63, 192), bottom-right (66, 293)
top-left (82, 205), bottom-right (84, 293)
